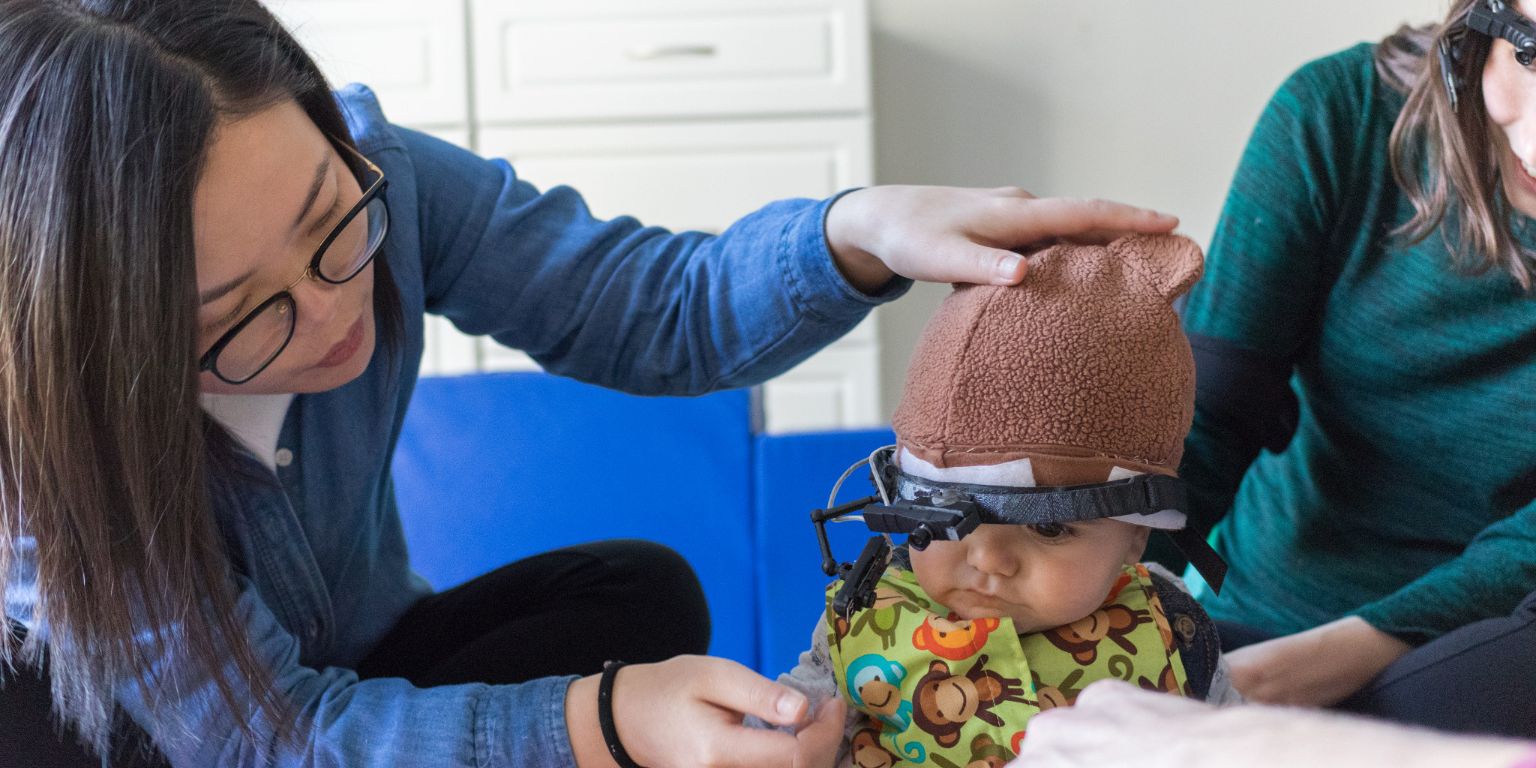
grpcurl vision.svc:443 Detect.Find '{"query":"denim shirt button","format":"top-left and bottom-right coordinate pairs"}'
top-left (275, 448), bottom-right (294, 467)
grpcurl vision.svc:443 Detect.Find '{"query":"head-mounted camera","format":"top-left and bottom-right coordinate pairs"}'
top-left (1441, 0), bottom-right (1536, 110)
top-left (811, 446), bottom-right (1228, 618)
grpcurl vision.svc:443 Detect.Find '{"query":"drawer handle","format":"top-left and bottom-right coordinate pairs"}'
top-left (626, 44), bottom-right (718, 60)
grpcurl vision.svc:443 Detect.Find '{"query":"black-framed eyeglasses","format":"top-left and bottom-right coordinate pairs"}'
top-left (199, 142), bottom-right (390, 385)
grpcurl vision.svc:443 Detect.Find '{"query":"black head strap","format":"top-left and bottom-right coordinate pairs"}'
top-left (872, 447), bottom-right (1227, 591)
top-left (811, 448), bottom-right (1230, 617)
top-left (1443, 0), bottom-right (1536, 109)
top-left (886, 461), bottom-right (1189, 526)
top-left (1471, 0), bottom-right (1536, 66)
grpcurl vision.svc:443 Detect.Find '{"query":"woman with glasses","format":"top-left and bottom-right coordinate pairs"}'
top-left (0, 2), bottom-right (1182, 766)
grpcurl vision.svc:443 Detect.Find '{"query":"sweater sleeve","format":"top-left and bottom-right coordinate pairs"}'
top-left (1355, 499), bottom-right (1536, 645)
top-left (1179, 46), bottom-right (1374, 529)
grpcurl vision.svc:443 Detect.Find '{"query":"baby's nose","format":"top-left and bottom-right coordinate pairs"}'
top-left (964, 529), bottom-right (1021, 576)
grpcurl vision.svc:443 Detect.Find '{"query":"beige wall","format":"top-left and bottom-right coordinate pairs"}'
top-left (871, 0), bottom-right (1447, 416)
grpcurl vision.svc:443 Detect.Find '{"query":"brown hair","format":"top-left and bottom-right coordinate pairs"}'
top-left (0, 0), bottom-right (401, 755)
top-left (1376, 0), bottom-right (1534, 289)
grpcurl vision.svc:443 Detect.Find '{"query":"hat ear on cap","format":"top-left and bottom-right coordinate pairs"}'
top-left (1110, 234), bottom-right (1205, 304)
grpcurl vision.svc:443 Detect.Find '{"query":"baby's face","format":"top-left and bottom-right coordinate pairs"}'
top-left (908, 519), bottom-right (1150, 634)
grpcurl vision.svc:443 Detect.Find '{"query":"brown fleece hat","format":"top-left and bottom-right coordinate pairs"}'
top-left (891, 234), bottom-right (1204, 487)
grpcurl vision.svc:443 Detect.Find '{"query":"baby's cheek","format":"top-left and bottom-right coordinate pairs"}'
top-left (1020, 555), bottom-right (1119, 625)
top-left (908, 541), bottom-right (960, 588)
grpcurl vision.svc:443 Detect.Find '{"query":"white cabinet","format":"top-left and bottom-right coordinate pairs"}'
top-left (478, 118), bottom-right (872, 233)
top-left (266, 1), bottom-right (470, 129)
top-left (267, 0), bottom-right (878, 434)
top-left (470, 0), bottom-right (870, 122)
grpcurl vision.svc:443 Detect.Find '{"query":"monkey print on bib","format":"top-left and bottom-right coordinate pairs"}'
top-left (826, 564), bottom-right (1188, 766)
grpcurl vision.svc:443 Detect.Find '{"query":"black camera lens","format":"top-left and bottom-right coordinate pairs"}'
top-left (909, 526), bottom-right (933, 550)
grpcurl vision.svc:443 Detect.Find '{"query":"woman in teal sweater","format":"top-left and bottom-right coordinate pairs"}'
top-left (1180, 0), bottom-right (1536, 735)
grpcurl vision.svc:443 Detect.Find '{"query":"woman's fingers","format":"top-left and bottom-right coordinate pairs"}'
top-left (913, 242), bottom-right (1032, 286)
top-left (793, 697), bottom-right (848, 768)
top-left (825, 185), bottom-right (1182, 288)
top-left (693, 657), bottom-right (809, 727)
top-left (695, 723), bottom-right (805, 768)
top-left (988, 196), bottom-right (1179, 248)
top-left (605, 656), bottom-right (816, 768)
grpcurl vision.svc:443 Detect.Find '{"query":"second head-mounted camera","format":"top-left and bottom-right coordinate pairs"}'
top-left (811, 446), bottom-right (1229, 618)
top-left (1441, 0), bottom-right (1536, 110)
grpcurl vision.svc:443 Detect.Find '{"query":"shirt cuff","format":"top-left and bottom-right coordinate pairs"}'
top-left (480, 674), bottom-right (579, 767)
top-left (1351, 601), bottom-right (1435, 647)
top-left (778, 189), bottom-right (913, 325)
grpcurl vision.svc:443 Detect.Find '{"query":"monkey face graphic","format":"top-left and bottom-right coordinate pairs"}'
top-left (847, 654), bottom-right (910, 722)
top-left (850, 728), bottom-right (902, 768)
top-left (923, 668), bottom-right (981, 724)
top-left (1035, 685), bottom-right (1070, 710)
top-left (911, 656), bottom-right (1029, 748)
top-left (964, 734), bottom-right (1016, 768)
top-left (912, 612), bottom-right (1000, 661)
top-left (1043, 606), bottom-right (1151, 664)
top-left (859, 678), bottom-right (903, 717)
top-left (1064, 610), bottom-right (1110, 643)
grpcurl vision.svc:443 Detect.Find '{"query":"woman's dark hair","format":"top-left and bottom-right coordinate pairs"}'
top-left (1376, 0), bottom-right (1535, 289)
top-left (0, 0), bottom-right (402, 754)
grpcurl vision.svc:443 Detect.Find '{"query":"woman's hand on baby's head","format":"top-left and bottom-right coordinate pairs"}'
top-left (823, 186), bottom-right (1179, 292)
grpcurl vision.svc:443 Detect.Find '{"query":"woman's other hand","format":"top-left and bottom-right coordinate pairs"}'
top-left (1224, 616), bottom-right (1411, 707)
top-left (1019, 680), bottom-right (1531, 768)
top-left (823, 185), bottom-right (1179, 293)
top-left (565, 655), bottom-right (846, 768)
top-left (795, 696), bottom-right (848, 768)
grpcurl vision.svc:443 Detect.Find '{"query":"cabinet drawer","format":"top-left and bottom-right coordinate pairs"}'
top-left (478, 117), bottom-right (872, 233)
top-left (471, 0), bottom-right (869, 122)
top-left (267, 0), bottom-right (470, 127)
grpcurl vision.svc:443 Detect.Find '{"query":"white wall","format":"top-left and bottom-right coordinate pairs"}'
top-left (870, 0), bottom-right (1447, 417)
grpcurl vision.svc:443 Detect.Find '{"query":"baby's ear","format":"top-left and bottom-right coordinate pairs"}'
top-left (1123, 524), bottom-right (1152, 567)
top-left (1111, 234), bottom-right (1205, 303)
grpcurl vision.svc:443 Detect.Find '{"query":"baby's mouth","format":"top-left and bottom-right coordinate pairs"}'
top-left (957, 586), bottom-right (1009, 609)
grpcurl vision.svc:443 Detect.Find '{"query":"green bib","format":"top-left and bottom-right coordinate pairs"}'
top-left (826, 564), bottom-right (1188, 767)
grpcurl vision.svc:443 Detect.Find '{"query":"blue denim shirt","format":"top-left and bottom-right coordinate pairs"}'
top-left (5, 85), bottom-right (905, 767)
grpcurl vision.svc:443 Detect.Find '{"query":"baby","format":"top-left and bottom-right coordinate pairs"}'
top-left (784, 234), bottom-right (1238, 767)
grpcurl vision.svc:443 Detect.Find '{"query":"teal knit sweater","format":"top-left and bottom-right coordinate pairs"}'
top-left (1182, 43), bottom-right (1536, 645)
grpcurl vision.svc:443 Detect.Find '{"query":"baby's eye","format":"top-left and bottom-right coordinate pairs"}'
top-left (1028, 522), bottom-right (1075, 541)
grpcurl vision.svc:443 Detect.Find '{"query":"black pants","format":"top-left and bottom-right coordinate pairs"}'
top-left (1216, 587), bottom-right (1536, 739)
top-left (356, 539), bottom-right (711, 683)
top-left (1, 539), bottom-right (709, 766)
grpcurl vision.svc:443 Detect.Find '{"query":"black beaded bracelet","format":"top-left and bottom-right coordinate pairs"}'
top-left (598, 660), bottom-right (647, 768)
